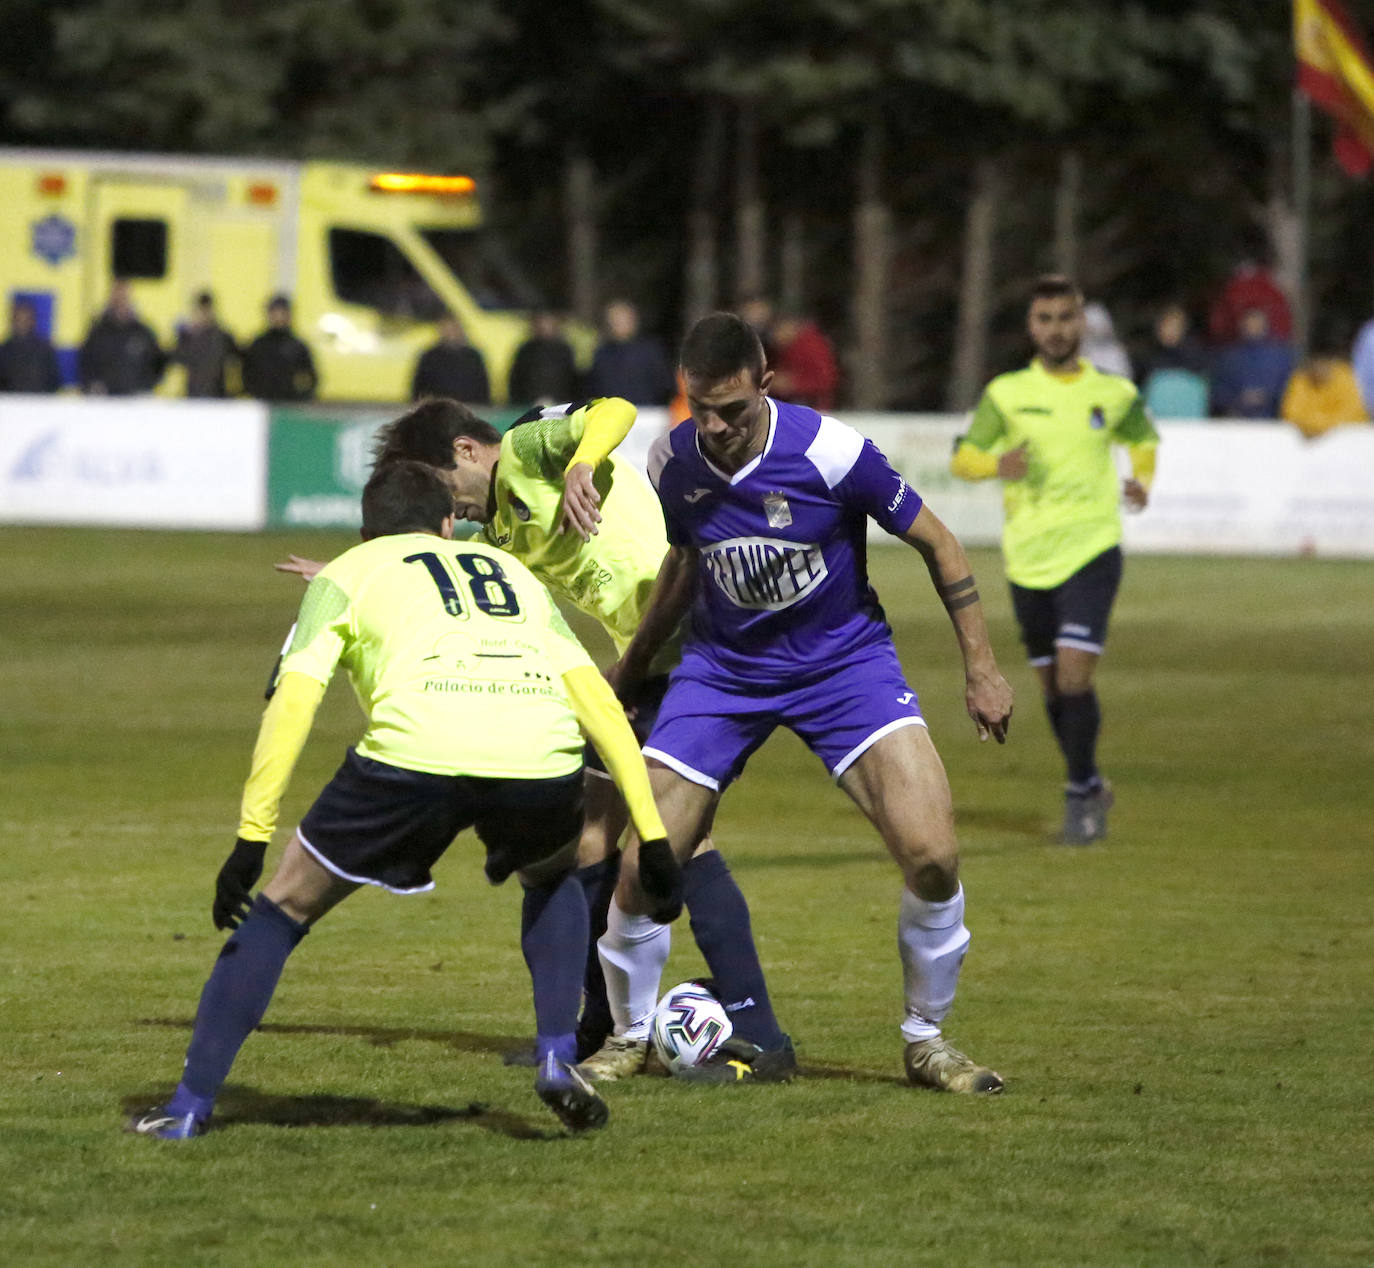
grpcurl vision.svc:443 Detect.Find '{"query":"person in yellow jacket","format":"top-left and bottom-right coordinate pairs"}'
top-left (1280, 343), bottom-right (1369, 439)
top-left (130, 461), bottom-right (679, 1142)
top-left (952, 276), bottom-right (1159, 844)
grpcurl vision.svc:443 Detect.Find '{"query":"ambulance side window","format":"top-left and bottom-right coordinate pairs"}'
top-left (112, 219), bottom-right (168, 279)
top-left (329, 228), bottom-right (444, 321)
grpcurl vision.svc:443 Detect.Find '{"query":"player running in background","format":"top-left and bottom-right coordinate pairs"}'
top-left (279, 396), bottom-right (787, 1074)
top-left (130, 461), bottom-right (679, 1140)
top-left (951, 275), bottom-right (1160, 844)
top-left (590, 312), bottom-right (1014, 1092)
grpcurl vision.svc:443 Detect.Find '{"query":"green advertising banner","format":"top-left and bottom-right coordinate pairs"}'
top-left (266, 405), bottom-right (527, 529)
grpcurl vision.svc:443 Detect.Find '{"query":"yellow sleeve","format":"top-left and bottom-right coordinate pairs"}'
top-left (950, 441), bottom-right (1000, 480)
top-left (237, 671), bottom-right (327, 842)
top-left (561, 665), bottom-right (667, 843)
top-left (1128, 442), bottom-right (1158, 491)
top-left (564, 397), bottom-right (637, 474)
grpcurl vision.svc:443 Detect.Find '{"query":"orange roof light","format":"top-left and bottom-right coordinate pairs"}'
top-left (247, 182), bottom-right (278, 206)
top-left (369, 173), bottom-right (476, 196)
top-left (37, 173), bottom-right (67, 196)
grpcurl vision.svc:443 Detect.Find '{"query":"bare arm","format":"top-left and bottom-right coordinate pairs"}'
top-left (607, 544), bottom-right (699, 700)
top-left (901, 503), bottom-right (1013, 743)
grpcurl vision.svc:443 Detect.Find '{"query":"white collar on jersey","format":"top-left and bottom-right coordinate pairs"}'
top-left (695, 396), bottom-right (778, 485)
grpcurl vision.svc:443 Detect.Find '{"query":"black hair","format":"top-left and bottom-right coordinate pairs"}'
top-left (372, 397), bottom-right (501, 471)
top-left (679, 312), bottom-right (766, 384)
top-left (1029, 274), bottom-right (1083, 306)
top-left (360, 460), bottom-right (454, 539)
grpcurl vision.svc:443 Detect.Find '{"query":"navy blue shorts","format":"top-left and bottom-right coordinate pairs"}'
top-left (643, 644), bottom-right (924, 791)
top-left (583, 673), bottom-right (670, 777)
top-left (1008, 546), bottom-right (1123, 665)
top-left (298, 748), bottom-right (584, 894)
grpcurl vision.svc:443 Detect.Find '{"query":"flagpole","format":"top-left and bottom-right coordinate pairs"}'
top-left (1292, 85), bottom-right (1312, 358)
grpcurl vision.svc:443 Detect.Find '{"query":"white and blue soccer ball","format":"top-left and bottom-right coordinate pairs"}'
top-left (651, 980), bottom-right (733, 1073)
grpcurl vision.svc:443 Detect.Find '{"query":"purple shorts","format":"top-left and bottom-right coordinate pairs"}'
top-left (643, 644), bottom-right (925, 791)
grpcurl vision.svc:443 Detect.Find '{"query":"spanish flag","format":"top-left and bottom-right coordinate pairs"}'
top-left (1295, 0), bottom-right (1374, 177)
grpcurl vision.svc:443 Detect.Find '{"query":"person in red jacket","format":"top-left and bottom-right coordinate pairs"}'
top-left (770, 312), bottom-right (840, 410)
top-left (1209, 256), bottom-right (1292, 345)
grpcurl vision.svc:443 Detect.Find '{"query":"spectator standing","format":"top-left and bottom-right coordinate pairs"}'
top-left (410, 315), bottom-right (491, 404)
top-left (1350, 315), bottom-right (1374, 415)
top-left (508, 310), bottom-right (578, 405)
top-left (0, 299), bottom-right (61, 393)
top-left (1280, 330), bottom-right (1368, 439)
top-left (769, 312), bottom-right (839, 410)
top-left (1211, 308), bottom-right (1294, 419)
top-left (173, 291), bottom-right (239, 398)
top-left (1137, 302), bottom-right (1210, 419)
top-left (584, 300), bottom-right (674, 406)
top-left (1080, 302), bottom-right (1133, 379)
top-left (1209, 254), bottom-right (1292, 345)
top-left (79, 280), bottom-right (165, 395)
top-left (242, 295), bottom-right (318, 402)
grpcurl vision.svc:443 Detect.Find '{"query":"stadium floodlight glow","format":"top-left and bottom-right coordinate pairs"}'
top-left (369, 173), bottom-right (476, 195)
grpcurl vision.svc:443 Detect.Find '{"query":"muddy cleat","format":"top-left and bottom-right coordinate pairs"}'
top-left (535, 1054), bottom-right (609, 1133)
top-left (904, 1036), bottom-right (1004, 1094)
top-left (126, 1106), bottom-right (208, 1139)
top-left (1057, 782), bottom-right (1114, 845)
top-left (575, 1033), bottom-right (650, 1082)
top-left (674, 1034), bottom-right (798, 1085)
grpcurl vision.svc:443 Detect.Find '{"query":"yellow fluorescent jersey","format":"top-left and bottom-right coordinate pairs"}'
top-left (482, 400), bottom-right (679, 674)
top-left (279, 533), bottom-right (595, 780)
top-left (959, 358), bottom-right (1160, 589)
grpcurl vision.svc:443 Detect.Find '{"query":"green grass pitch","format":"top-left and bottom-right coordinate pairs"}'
top-left (2, 526), bottom-right (1372, 1266)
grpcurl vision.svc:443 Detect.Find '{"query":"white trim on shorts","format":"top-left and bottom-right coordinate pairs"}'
top-left (584, 765), bottom-right (615, 783)
top-left (297, 827), bottom-right (437, 896)
top-left (1054, 637), bottom-right (1104, 656)
top-left (641, 746), bottom-right (721, 792)
top-left (830, 716), bottom-right (927, 781)
top-left (1028, 654), bottom-right (1055, 668)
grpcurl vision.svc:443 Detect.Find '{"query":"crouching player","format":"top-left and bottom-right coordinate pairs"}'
top-left (129, 462), bottom-right (680, 1140)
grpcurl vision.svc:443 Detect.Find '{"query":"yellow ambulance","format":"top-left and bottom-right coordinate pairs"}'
top-left (0, 149), bottom-right (558, 402)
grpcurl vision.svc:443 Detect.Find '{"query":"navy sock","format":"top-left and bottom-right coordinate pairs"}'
top-left (683, 851), bottom-right (784, 1049)
top-left (1055, 689), bottom-right (1102, 788)
top-left (521, 873), bottom-right (588, 1061)
top-left (179, 894), bottom-right (308, 1102)
top-left (573, 856), bottom-right (619, 1049)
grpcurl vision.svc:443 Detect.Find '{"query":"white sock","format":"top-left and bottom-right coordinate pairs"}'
top-left (898, 885), bottom-right (970, 1043)
top-left (597, 900), bottom-right (670, 1040)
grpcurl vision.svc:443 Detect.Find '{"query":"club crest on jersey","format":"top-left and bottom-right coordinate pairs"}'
top-left (508, 494), bottom-right (531, 521)
top-left (1089, 406), bottom-right (1106, 430)
top-left (702, 535), bottom-right (827, 611)
top-left (762, 491), bottom-right (792, 529)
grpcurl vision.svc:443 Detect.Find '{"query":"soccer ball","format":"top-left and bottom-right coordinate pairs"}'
top-left (651, 980), bottom-right (733, 1073)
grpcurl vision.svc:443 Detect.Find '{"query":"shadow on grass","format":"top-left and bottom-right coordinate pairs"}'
top-left (121, 1086), bottom-right (560, 1140)
top-left (951, 806), bottom-right (1050, 839)
top-left (138, 1016), bottom-right (527, 1057)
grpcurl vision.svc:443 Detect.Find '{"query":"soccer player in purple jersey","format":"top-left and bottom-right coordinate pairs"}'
top-left (590, 312), bottom-right (1014, 1091)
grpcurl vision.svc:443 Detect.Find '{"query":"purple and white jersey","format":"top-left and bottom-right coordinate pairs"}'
top-left (648, 398), bottom-right (922, 683)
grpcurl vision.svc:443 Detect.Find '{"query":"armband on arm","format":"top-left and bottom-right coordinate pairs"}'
top-left (237, 672), bottom-right (327, 842)
top-left (561, 665), bottom-right (667, 843)
top-left (564, 397), bottom-right (637, 474)
top-left (950, 441), bottom-right (999, 481)
top-left (1128, 443), bottom-right (1157, 492)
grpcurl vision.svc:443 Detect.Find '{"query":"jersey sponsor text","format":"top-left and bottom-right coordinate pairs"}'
top-left (702, 535), bottom-right (828, 611)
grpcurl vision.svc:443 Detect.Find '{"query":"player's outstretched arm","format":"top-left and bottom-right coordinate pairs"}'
top-left (558, 397), bottom-right (637, 540)
top-left (274, 554), bottom-right (326, 583)
top-left (607, 544), bottom-right (699, 701)
top-left (562, 665), bottom-right (682, 922)
top-left (217, 671), bottom-right (326, 929)
top-left (901, 505), bottom-right (1013, 744)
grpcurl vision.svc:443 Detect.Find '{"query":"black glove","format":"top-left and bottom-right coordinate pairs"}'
top-left (638, 837), bottom-right (683, 924)
top-left (213, 838), bottom-right (267, 931)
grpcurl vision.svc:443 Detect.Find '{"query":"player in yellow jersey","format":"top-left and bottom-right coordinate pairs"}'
top-left (279, 397), bottom-right (790, 1079)
top-left (130, 462), bottom-right (680, 1141)
top-left (952, 276), bottom-right (1160, 844)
